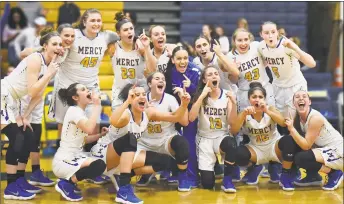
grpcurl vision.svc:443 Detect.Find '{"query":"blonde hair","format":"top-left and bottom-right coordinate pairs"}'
top-left (231, 28), bottom-right (254, 54)
top-left (237, 18), bottom-right (249, 30)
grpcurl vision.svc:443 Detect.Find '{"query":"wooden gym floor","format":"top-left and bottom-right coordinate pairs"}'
top-left (0, 157), bottom-right (343, 204)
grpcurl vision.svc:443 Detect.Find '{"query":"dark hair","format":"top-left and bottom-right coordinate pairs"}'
top-left (149, 25), bottom-right (165, 36)
top-left (115, 11), bottom-right (132, 32)
top-left (292, 91), bottom-right (310, 136)
top-left (146, 72), bottom-right (164, 91)
top-left (248, 82), bottom-right (266, 99)
top-left (194, 35), bottom-right (210, 47)
top-left (123, 10), bottom-right (137, 25)
top-left (165, 46), bottom-right (189, 95)
top-left (75, 9), bottom-right (101, 30)
top-left (8, 7), bottom-right (27, 29)
top-left (39, 31), bottom-right (60, 46)
top-left (58, 83), bottom-right (79, 106)
top-left (57, 23), bottom-right (73, 34)
top-left (203, 24), bottom-right (219, 43)
top-left (192, 66), bottom-right (217, 106)
top-left (118, 83), bottom-right (144, 110)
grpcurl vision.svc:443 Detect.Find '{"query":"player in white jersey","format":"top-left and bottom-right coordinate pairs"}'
top-left (230, 82), bottom-right (298, 188)
top-left (189, 67), bottom-right (237, 193)
top-left (90, 83), bottom-right (190, 203)
top-left (193, 35), bottom-right (239, 92)
top-left (227, 28), bottom-right (275, 112)
top-left (149, 25), bottom-right (176, 74)
top-left (285, 90), bottom-right (343, 191)
top-left (134, 72), bottom-right (192, 191)
top-left (18, 25), bottom-right (75, 188)
top-left (1, 32), bottom-right (62, 200)
top-left (48, 9), bottom-right (119, 144)
top-left (110, 12), bottom-right (156, 110)
top-left (52, 83), bottom-right (108, 201)
top-left (258, 21), bottom-right (316, 119)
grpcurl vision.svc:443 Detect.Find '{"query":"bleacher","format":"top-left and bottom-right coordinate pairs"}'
top-left (1, 2), bottom-right (123, 151)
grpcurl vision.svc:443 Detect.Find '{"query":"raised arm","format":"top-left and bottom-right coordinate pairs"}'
top-left (27, 54), bottom-right (59, 98)
top-left (285, 115), bottom-right (323, 150)
top-left (189, 81), bottom-right (211, 122)
top-left (282, 37), bottom-right (316, 68)
top-left (138, 31), bottom-right (157, 74)
top-left (76, 91), bottom-right (102, 134)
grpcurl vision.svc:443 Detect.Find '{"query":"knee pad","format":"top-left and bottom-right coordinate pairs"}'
top-left (170, 136), bottom-right (189, 165)
top-left (18, 128), bottom-right (34, 164)
top-left (6, 145), bottom-right (19, 165)
top-left (219, 136), bottom-right (237, 163)
top-left (2, 123), bottom-right (25, 153)
top-left (75, 159), bottom-right (107, 181)
top-left (113, 133), bottom-right (137, 156)
top-left (235, 146), bottom-right (251, 166)
top-left (200, 170), bottom-right (215, 189)
top-left (278, 135), bottom-right (300, 162)
top-left (277, 125), bottom-right (290, 136)
top-left (145, 151), bottom-right (171, 172)
top-left (242, 134), bottom-right (250, 145)
top-left (30, 123), bottom-right (42, 152)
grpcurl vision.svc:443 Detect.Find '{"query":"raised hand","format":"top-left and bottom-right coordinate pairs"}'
top-left (244, 106), bottom-right (256, 115)
top-left (201, 80), bottom-right (212, 98)
top-left (139, 29), bottom-right (150, 48)
top-left (182, 74), bottom-right (191, 88)
top-left (213, 39), bottom-right (222, 55)
top-left (100, 127), bottom-right (109, 136)
top-left (91, 90), bottom-right (101, 106)
top-left (47, 54), bottom-right (59, 76)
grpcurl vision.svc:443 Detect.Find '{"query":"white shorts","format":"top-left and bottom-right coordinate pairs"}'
top-left (52, 151), bottom-right (96, 180)
top-left (273, 82), bottom-right (307, 117)
top-left (90, 142), bottom-right (109, 163)
top-left (237, 83), bottom-right (275, 112)
top-left (246, 137), bottom-right (282, 165)
top-left (316, 146), bottom-right (343, 171)
top-left (196, 134), bottom-right (229, 171)
top-left (1, 80), bottom-right (19, 125)
top-left (19, 96), bottom-right (44, 124)
top-left (48, 75), bottom-right (101, 123)
top-left (135, 135), bottom-right (176, 158)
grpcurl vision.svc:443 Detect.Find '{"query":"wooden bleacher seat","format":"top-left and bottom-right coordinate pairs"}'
top-left (99, 61), bottom-right (113, 75)
top-left (99, 75), bottom-right (114, 90)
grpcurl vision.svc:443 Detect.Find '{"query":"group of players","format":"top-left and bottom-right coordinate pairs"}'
top-left (1, 8), bottom-right (343, 204)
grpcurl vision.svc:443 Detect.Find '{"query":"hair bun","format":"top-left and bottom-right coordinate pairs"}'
top-left (114, 12), bottom-right (125, 22)
top-left (249, 82), bottom-right (263, 89)
top-left (40, 27), bottom-right (54, 37)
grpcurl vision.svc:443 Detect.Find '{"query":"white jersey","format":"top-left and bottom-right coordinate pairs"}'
top-left (152, 48), bottom-right (170, 74)
top-left (55, 106), bottom-right (88, 158)
top-left (141, 93), bottom-right (179, 142)
top-left (242, 107), bottom-right (281, 146)
top-left (112, 42), bottom-right (145, 90)
top-left (258, 38), bottom-right (307, 88)
top-left (198, 89), bottom-right (230, 138)
top-left (227, 41), bottom-right (270, 91)
top-left (301, 109), bottom-right (343, 148)
top-left (59, 29), bottom-right (116, 86)
top-left (4, 52), bottom-right (47, 99)
top-left (98, 109), bottom-right (149, 144)
top-left (193, 54), bottom-right (237, 91)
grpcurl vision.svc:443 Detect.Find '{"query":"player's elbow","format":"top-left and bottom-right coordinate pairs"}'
top-left (179, 119), bottom-right (189, 127)
top-left (307, 60), bottom-right (316, 68)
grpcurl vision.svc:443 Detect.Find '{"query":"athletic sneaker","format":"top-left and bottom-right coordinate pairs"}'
top-left (323, 170), bottom-right (343, 191)
top-left (221, 176), bottom-right (236, 193)
top-left (294, 172), bottom-right (322, 187)
top-left (55, 179), bottom-right (83, 201)
top-left (116, 184), bottom-right (143, 204)
top-left (245, 165), bottom-right (265, 185)
top-left (167, 175), bottom-right (178, 184)
top-left (268, 163), bottom-right (282, 183)
top-left (136, 174), bottom-right (157, 187)
top-left (178, 172), bottom-right (192, 192)
top-left (16, 177), bottom-right (42, 194)
top-left (159, 170), bottom-right (171, 180)
top-left (279, 172), bottom-right (295, 191)
top-left (29, 169), bottom-right (55, 186)
top-left (231, 165), bottom-right (241, 182)
top-left (86, 175), bottom-right (107, 184)
top-left (4, 182), bottom-right (36, 200)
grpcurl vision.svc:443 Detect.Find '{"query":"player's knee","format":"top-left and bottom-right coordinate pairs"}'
top-left (235, 146), bottom-right (251, 166)
top-left (200, 171), bottom-right (215, 189)
top-left (170, 136), bottom-right (189, 165)
top-left (145, 151), bottom-right (171, 172)
top-left (220, 136), bottom-right (237, 163)
top-left (113, 133), bottom-right (137, 156)
top-left (278, 135), bottom-right (298, 162)
top-left (30, 124), bottom-right (42, 153)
